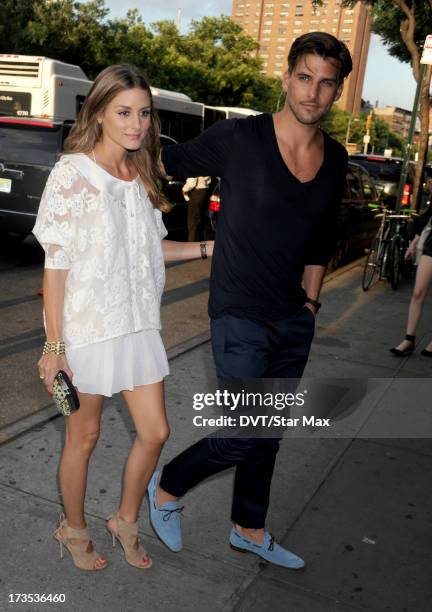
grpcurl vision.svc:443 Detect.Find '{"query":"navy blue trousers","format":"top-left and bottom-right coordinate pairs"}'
top-left (160, 307), bottom-right (315, 528)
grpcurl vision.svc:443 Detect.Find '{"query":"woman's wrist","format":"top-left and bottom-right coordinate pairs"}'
top-left (43, 340), bottom-right (66, 355)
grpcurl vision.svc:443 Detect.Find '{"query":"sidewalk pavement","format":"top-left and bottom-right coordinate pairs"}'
top-left (1, 262), bottom-right (431, 612)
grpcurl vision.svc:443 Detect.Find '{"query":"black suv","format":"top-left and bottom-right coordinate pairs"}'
top-left (0, 123), bottom-right (189, 241)
top-left (0, 117), bottom-right (73, 239)
top-left (349, 154), bottom-right (428, 209)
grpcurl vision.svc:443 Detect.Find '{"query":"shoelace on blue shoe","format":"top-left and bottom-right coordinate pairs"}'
top-left (162, 506), bottom-right (184, 522)
top-left (268, 534), bottom-right (275, 551)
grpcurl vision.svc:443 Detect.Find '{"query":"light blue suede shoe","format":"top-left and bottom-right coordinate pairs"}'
top-left (229, 528), bottom-right (305, 569)
top-left (147, 471), bottom-right (183, 552)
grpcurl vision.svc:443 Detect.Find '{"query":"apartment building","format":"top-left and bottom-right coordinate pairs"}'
top-left (231, 0), bottom-right (371, 114)
top-left (374, 106), bottom-right (412, 139)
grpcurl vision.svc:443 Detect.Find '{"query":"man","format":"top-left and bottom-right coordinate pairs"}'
top-left (148, 32), bottom-right (352, 568)
top-left (182, 175), bottom-right (211, 241)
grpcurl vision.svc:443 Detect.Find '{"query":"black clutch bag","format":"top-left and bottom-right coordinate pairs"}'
top-left (52, 370), bottom-right (80, 416)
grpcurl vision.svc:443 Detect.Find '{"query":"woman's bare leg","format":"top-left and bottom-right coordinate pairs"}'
top-left (58, 391), bottom-right (105, 569)
top-left (59, 391), bottom-right (104, 528)
top-left (395, 255), bottom-right (432, 351)
top-left (116, 381), bottom-right (169, 523)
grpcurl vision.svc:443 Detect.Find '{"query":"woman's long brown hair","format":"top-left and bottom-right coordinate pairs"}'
top-left (64, 64), bottom-right (171, 212)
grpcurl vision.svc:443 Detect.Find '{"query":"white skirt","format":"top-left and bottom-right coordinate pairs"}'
top-left (66, 330), bottom-right (170, 397)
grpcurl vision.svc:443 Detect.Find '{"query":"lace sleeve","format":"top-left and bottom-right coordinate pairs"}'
top-left (154, 208), bottom-right (168, 240)
top-left (33, 159), bottom-right (83, 269)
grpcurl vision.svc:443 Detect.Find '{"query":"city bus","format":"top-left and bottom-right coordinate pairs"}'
top-left (0, 54), bottom-right (92, 120)
top-left (0, 55), bottom-right (205, 138)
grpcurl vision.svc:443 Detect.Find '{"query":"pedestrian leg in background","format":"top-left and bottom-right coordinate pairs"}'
top-left (187, 188), bottom-right (208, 242)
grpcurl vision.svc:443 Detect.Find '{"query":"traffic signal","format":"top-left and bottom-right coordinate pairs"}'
top-left (366, 113), bottom-right (373, 131)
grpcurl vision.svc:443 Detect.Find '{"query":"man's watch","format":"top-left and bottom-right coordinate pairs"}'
top-left (306, 298), bottom-right (321, 312)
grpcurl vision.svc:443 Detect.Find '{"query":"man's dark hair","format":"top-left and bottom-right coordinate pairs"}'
top-left (288, 32), bottom-right (353, 83)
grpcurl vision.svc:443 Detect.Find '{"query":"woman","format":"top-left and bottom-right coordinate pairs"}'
top-left (34, 64), bottom-right (213, 571)
top-left (390, 206), bottom-right (432, 357)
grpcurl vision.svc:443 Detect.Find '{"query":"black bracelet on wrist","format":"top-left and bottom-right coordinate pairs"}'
top-left (306, 298), bottom-right (321, 312)
top-left (200, 242), bottom-right (207, 259)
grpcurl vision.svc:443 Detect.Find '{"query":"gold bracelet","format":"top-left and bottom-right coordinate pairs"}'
top-left (200, 242), bottom-right (207, 259)
top-left (43, 341), bottom-right (66, 355)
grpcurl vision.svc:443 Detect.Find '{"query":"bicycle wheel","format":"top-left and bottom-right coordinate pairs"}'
top-left (388, 235), bottom-right (402, 290)
top-left (362, 237), bottom-right (379, 291)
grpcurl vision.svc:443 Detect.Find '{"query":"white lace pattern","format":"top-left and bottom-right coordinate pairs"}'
top-left (33, 153), bottom-right (167, 349)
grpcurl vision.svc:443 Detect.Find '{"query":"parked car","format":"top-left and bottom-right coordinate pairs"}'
top-left (0, 126), bottom-right (191, 242)
top-left (349, 154), bottom-right (431, 210)
top-left (208, 162), bottom-right (381, 270)
top-left (0, 117), bottom-right (73, 240)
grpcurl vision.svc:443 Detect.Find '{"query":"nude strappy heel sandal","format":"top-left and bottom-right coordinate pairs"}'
top-left (53, 513), bottom-right (107, 571)
top-left (106, 511), bottom-right (152, 569)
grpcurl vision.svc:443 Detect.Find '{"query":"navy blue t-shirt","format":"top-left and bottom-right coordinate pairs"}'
top-left (162, 113), bottom-right (348, 320)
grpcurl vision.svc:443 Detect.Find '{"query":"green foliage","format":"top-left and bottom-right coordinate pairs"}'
top-left (366, 0), bottom-right (432, 65)
top-left (321, 106), bottom-right (405, 155)
top-left (0, 0), bottom-right (40, 53)
top-left (0, 2), bottom-right (281, 112)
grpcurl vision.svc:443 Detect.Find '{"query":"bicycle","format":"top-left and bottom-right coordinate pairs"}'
top-left (362, 204), bottom-right (392, 291)
top-left (387, 209), bottom-right (418, 290)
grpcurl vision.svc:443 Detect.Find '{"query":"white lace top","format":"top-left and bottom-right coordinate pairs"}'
top-left (33, 153), bottom-right (168, 349)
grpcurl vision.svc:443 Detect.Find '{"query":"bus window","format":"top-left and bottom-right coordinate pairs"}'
top-left (204, 108), bottom-right (226, 129)
top-left (0, 91), bottom-right (31, 117)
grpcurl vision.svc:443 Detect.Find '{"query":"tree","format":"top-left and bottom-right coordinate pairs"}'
top-left (143, 17), bottom-right (280, 110)
top-left (0, 3), bottom-right (280, 112)
top-left (323, 0), bottom-right (432, 210)
top-left (0, 0), bottom-right (40, 54)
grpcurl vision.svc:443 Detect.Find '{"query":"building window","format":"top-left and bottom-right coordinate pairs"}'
top-left (294, 20), bottom-right (303, 25)
top-left (344, 19), bottom-right (353, 23)
top-left (342, 28), bottom-right (352, 33)
top-left (293, 28), bottom-right (302, 33)
top-left (262, 29), bottom-right (271, 34)
top-left (278, 27), bottom-right (287, 34)
top-left (264, 20), bottom-right (273, 25)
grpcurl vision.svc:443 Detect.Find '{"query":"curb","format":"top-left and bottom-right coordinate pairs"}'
top-left (0, 331), bottom-right (211, 447)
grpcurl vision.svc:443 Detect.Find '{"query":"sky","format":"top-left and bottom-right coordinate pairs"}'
top-left (102, 0), bottom-right (417, 111)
